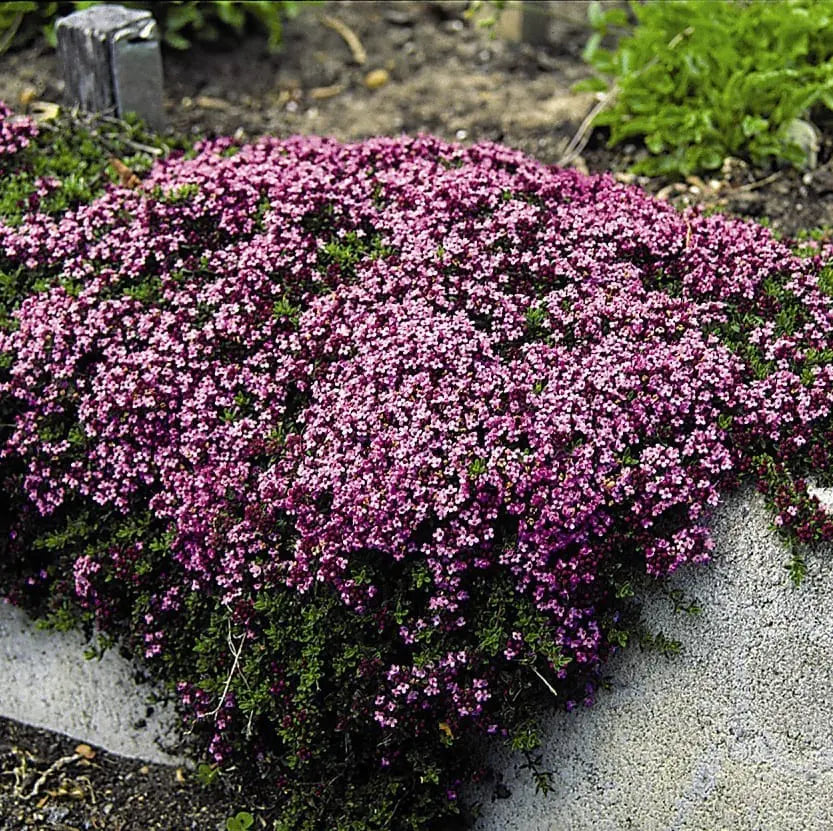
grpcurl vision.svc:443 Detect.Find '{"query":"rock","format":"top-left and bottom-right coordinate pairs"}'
top-left (809, 167), bottom-right (833, 196)
top-left (721, 156), bottom-right (751, 186)
top-left (383, 8), bottom-right (415, 26)
top-left (0, 601), bottom-right (184, 766)
top-left (784, 118), bottom-right (820, 170)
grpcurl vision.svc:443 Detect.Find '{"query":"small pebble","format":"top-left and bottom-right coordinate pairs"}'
top-left (19, 86), bottom-right (37, 107)
top-left (364, 69), bottom-right (390, 90)
top-left (384, 9), bottom-right (414, 25)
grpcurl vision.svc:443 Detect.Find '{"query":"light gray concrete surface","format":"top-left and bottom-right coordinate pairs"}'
top-left (0, 601), bottom-right (184, 765)
top-left (472, 488), bottom-right (833, 831)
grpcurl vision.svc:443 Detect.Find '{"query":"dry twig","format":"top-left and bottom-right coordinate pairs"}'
top-left (207, 618), bottom-right (246, 722)
top-left (23, 752), bottom-right (81, 800)
top-left (530, 665), bottom-right (560, 700)
top-left (320, 15), bottom-right (367, 65)
top-left (732, 171), bottom-right (782, 193)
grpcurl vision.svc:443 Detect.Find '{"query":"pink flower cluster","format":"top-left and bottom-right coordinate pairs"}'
top-left (3, 134), bottom-right (833, 752)
top-left (0, 101), bottom-right (37, 161)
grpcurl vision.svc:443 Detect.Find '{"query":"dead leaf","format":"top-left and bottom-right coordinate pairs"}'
top-left (29, 101), bottom-right (60, 123)
top-left (175, 767), bottom-right (186, 783)
top-left (194, 95), bottom-right (230, 111)
top-left (18, 86), bottom-right (37, 108)
top-left (74, 743), bottom-right (96, 761)
top-left (109, 158), bottom-right (141, 189)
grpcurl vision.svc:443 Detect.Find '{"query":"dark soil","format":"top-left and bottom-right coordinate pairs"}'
top-left (0, 718), bottom-right (238, 831)
top-left (1, 1), bottom-right (833, 829)
top-left (4, 0), bottom-right (833, 235)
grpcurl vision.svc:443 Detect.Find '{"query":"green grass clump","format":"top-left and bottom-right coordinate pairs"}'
top-left (582, 0), bottom-right (833, 176)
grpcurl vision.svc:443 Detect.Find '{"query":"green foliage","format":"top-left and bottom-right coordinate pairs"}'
top-left (226, 812), bottom-right (255, 831)
top-left (666, 588), bottom-right (702, 617)
top-left (0, 1), bottom-right (310, 54)
top-left (463, 0), bottom-right (508, 29)
top-left (317, 229), bottom-right (394, 282)
top-left (582, 0), bottom-right (833, 176)
top-left (787, 546), bottom-right (808, 586)
top-left (162, 564), bottom-right (476, 828)
top-left (0, 110), bottom-right (185, 329)
top-left (196, 762), bottom-right (221, 787)
top-left (637, 628), bottom-right (682, 658)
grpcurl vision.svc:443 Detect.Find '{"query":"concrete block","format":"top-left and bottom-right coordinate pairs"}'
top-left (0, 601), bottom-right (184, 765)
top-left (56, 4), bottom-right (165, 130)
top-left (471, 488), bottom-right (833, 830)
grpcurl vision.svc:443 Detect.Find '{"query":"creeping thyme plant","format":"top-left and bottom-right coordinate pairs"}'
top-left (3, 103), bottom-right (833, 828)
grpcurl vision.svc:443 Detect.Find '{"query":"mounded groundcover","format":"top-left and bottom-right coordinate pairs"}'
top-left (3, 107), bottom-right (833, 828)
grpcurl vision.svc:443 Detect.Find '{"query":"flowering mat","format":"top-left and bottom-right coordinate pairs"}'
top-left (3, 101), bottom-right (833, 829)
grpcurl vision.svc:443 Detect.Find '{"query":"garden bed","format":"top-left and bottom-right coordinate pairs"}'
top-left (4, 3), bottom-right (833, 831)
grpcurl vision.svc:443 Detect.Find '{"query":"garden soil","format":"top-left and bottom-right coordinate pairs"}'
top-left (3, 0), bottom-right (833, 235)
top-left (2, 1), bottom-right (833, 829)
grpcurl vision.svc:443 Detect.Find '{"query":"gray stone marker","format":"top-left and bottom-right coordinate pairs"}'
top-left (56, 4), bottom-right (164, 130)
